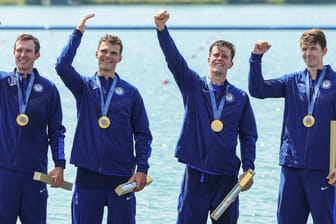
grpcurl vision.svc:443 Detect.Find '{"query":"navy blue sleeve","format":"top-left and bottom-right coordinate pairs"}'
top-left (55, 29), bottom-right (85, 99)
top-left (131, 90), bottom-right (152, 174)
top-left (156, 26), bottom-right (199, 96)
top-left (248, 53), bottom-right (286, 98)
top-left (238, 94), bottom-right (258, 171)
top-left (48, 83), bottom-right (66, 168)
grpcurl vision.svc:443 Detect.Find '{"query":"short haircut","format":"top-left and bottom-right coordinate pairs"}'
top-left (97, 34), bottom-right (123, 55)
top-left (14, 34), bottom-right (40, 53)
top-left (209, 40), bottom-right (235, 60)
top-left (300, 29), bottom-right (327, 49)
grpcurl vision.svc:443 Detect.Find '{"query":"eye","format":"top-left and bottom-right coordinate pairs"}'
top-left (100, 49), bottom-right (108, 54)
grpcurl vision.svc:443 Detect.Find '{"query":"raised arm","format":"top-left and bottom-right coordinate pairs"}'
top-left (248, 40), bottom-right (286, 98)
top-left (154, 9), bottom-right (198, 94)
top-left (76, 13), bottom-right (95, 33)
top-left (154, 9), bottom-right (169, 31)
top-left (55, 14), bottom-right (96, 97)
top-left (253, 40), bottom-right (272, 55)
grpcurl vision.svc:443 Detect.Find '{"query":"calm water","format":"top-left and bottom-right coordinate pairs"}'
top-left (1, 4), bottom-right (336, 224)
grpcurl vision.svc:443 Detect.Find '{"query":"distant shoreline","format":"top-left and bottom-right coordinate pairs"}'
top-left (2, 0), bottom-right (226, 5)
top-left (0, 0), bottom-right (335, 6)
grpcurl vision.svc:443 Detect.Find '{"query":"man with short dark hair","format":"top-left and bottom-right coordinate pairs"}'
top-left (55, 14), bottom-right (153, 224)
top-left (154, 9), bottom-right (257, 224)
top-left (0, 33), bottom-right (66, 223)
top-left (249, 29), bottom-right (336, 223)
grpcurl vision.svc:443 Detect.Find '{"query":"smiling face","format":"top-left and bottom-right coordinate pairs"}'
top-left (14, 35), bottom-right (40, 74)
top-left (208, 42), bottom-right (234, 77)
top-left (96, 34), bottom-right (123, 76)
top-left (96, 41), bottom-right (122, 74)
top-left (299, 29), bottom-right (327, 70)
top-left (301, 42), bottom-right (326, 70)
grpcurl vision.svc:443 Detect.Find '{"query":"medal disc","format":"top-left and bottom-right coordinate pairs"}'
top-left (98, 116), bottom-right (110, 129)
top-left (16, 114), bottom-right (29, 126)
top-left (211, 120), bottom-right (223, 132)
top-left (303, 115), bottom-right (315, 128)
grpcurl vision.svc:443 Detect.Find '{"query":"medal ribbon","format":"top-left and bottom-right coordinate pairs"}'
top-left (207, 77), bottom-right (229, 120)
top-left (96, 74), bottom-right (117, 117)
top-left (16, 72), bottom-right (35, 114)
top-left (305, 66), bottom-right (326, 116)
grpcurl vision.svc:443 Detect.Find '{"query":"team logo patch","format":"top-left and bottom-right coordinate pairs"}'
top-left (8, 76), bottom-right (17, 86)
top-left (226, 93), bottom-right (234, 102)
top-left (33, 83), bottom-right (44, 92)
top-left (115, 87), bottom-right (124, 95)
top-left (322, 80), bottom-right (331, 89)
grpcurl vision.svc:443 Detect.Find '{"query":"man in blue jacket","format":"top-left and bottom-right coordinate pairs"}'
top-left (154, 10), bottom-right (257, 224)
top-left (0, 34), bottom-right (66, 223)
top-left (55, 14), bottom-right (153, 224)
top-left (249, 29), bottom-right (336, 223)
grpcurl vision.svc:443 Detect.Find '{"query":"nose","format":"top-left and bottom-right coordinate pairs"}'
top-left (18, 50), bottom-right (27, 57)
top-left (104, 53), bottom-right (114, 58)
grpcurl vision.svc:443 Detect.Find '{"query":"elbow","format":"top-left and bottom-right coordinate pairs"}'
top-left (55, 58), bottom-right (62, 73)
top-left (55, 59), bottom-right (67, 76)
top-left (248, 85), bottom-right (264, 99)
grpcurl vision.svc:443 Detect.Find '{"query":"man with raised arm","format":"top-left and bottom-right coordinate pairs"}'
top-left (154, 9), bottom-right (258, 224)
top-left (55, 14), bottom-right (153, 224)
top-left (249, 29), bottom-right (336, 224)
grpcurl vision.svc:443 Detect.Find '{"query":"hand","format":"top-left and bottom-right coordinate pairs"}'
top-left (253, 40), bottom-right (272, 55)
top-left (128, 172), bottom-right (147, 192)
top-left (239, 171), bottom-right (254, 192)
top-left (48, 167), bottom-right (64, 188)
top-left (327, 168), bottom-right (336, 186)
top-left (76, 13), bottom-right (95, 33)
top-left (154, 9), bottom-right (170, 31)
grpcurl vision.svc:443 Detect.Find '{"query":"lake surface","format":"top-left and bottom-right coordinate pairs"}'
top-left (1, 3), bottom-right (336, 224)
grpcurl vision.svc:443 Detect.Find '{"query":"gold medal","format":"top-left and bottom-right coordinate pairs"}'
top-left (303, 115), bottom-right (315, 128)
top-left (98, 116), bottom-right (110, 129)
top-left (211, 119), bottom-right (223, 132)
top-left (16, 113), bottom-right (29, 126)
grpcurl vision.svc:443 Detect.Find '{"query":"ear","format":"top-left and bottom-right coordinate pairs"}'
top-left (95, 51), bottom-right (98, 59)
top-left (228, 60), bottom-right (234, 69)
top-left (35, 52), bottom-right (40, 60)
top-left (323, 47), bottom-right (328, 56)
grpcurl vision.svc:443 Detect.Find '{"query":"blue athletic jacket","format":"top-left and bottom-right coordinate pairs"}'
top-left (55, 29), bottom-right (152, 176)
top-left (0, 69), bottom-right (66, 174)
top-left (157, 27), bottom-right (257, 177)
top-left (249, 53), bottom-right (336, 171)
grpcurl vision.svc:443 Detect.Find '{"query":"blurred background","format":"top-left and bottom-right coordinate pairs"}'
top-left (0, 0), bottom-right (334, 7)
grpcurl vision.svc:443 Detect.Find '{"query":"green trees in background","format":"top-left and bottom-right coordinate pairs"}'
top-left (0, 0), bottom-right (334, 5)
